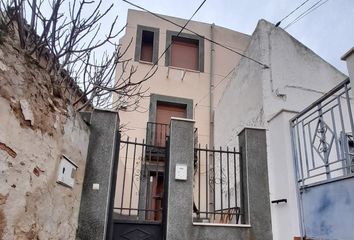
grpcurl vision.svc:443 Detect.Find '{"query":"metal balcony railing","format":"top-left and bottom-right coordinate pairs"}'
top-left (146, 122), bottom-right (169, 147)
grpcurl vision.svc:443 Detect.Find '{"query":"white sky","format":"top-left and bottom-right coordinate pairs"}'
top-left (99, 0), bottom-right (354, 75)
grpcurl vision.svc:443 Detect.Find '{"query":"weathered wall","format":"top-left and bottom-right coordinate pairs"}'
top-left (0, 31), bottom-right (90, 239)
top-left (214, 19), bottom-right (347, 240)
top-left (214, 20), bottom-right (266, 148)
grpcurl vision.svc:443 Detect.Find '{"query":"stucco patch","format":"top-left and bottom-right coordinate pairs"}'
top-left (20, 100), bottom-right (35, 126)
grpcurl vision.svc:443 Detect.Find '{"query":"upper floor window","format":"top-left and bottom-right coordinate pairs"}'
top-left (171, 36), bottom-right (199, 71)
top-left (135, 25), bottom-right (159, 63)
top-left (141, 30), bottom-right (154, 62)
top-left (165, 31), bottom-right (204, 72)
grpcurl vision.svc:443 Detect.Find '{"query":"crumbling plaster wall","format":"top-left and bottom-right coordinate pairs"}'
top-left (0, 31), bottom-right (90, 239)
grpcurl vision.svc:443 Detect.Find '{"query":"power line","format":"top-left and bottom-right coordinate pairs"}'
top-left (137, 0), bottom-right (207, 80)
top-left (194, 66), bottom-right (236, 108)
top-left (122, 0), bottom-right (269, 69)
top-left (275, 0), bottom-right (312, 27)
top-left (284, 0), bottom-right (329, 29)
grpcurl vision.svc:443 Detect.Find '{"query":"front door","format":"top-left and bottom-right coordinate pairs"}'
top-left (147, 172), bottom-right (164, 221)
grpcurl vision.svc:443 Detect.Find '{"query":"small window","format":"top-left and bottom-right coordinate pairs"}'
top-left (171, 36), bottom-right (199, 71)
top-left (141, 30), bottom-right (154, 62)
top-left (135, 25), bottom-right (159, 63)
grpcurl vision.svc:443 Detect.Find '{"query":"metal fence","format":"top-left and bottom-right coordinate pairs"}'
top-left (193, 145), bottom-right (243, 224)
top-left (114, 137), bottom-right (167, 222)
top-left (291, 78), bottom-right (354, 187)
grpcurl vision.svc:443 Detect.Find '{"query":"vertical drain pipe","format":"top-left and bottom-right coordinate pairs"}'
top-left (209, 23), bottom-right (215, 148)
top-left (209, 22), bottom-right (216, 218)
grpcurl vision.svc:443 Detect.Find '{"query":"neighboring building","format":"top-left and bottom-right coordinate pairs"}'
top-left (214, 19), bottom-right (348, 240)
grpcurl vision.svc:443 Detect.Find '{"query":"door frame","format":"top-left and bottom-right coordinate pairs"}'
top-left (149, 94), bottom-right (193, 123)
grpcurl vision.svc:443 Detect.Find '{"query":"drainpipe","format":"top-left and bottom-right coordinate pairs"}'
top-left (209, 23), bottom-right (215, 148)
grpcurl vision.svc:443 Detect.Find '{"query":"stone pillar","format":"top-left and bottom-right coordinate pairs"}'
top-left (341, 47), bottom-right (354, 96)
top-left (165, 117), bottom-right (195, 240)
top-left (238, 128), bottom-right (273, 240)
top-left (77, 109), bottom-right (120, 240)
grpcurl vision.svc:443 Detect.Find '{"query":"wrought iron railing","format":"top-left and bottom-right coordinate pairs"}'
top-left (146, 122), bottom-right (169, 147)
top-left (193, 145), bottom-right (244, 224)
top-left (114, 137), bottom-right (167, 222)
top-left (146, 122), bottom-right (199, 148)
top-left (291, 78), bottom-right (354, 187)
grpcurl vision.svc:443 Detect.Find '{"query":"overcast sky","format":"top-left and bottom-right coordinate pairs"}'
top-left (100, 0), bottom-right (354, 74)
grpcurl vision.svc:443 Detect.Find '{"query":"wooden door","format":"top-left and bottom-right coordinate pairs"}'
top-left (149, 173), bottom-right (164, 221)
top-left (155, 103), bottom-right (186, 146)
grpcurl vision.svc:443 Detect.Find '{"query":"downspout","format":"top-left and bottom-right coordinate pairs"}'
top-left (209, 23), bottom-right (215, 148)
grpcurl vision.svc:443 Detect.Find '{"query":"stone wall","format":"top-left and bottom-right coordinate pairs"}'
top-left (0, 30), bottom-right (90, 239)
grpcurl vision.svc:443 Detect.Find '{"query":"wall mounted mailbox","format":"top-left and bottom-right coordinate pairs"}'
top-left (175, 164), bottom-right (187, 180)
top-left (57, 155), bottom-right (78, 188)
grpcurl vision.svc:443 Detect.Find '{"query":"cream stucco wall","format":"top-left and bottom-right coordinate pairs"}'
top-left (115, 9), bottom-right (250, 146)
top-left (214, 20), bottom-right (347, 240)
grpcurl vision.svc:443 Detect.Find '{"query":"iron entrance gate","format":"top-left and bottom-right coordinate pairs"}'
top-left (112, 137), bottom-right (169, 240)
top-left (291, 78), bottom-right (354, 240)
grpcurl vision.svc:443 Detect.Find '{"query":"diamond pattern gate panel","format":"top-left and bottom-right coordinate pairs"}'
top-left (291, 78), bottom-right (354, 240)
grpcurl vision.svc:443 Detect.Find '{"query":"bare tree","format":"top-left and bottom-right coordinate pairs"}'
top-left (0, 0), bottom-right (155, 111)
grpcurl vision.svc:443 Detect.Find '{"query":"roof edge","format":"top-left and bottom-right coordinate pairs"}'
top-left (341, 47), bottom-right (354, 61)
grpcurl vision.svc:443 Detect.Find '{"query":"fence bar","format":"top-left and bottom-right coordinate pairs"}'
top-left (301, 121), bottom-right (310, 176)
top-left (219, 146), bottom-right (223, 220)
top-left (213, 146), bottom-right (216, 221)
top-left (198, 143), bottom-right (201, 214)
top-left (128, 138), bottom-right (138, 215)
top-left (205, 144), bottom-right (208, 219)
top-left (226, 147), bottom-right (230, 210)
top-left (296, 121), bottom-right (305, 184)
top-left (120, 137), bottom-right (130, 214)
top-left (233, 147), bottom-right (238, 214)
top-left (138, 139), bottom-right (145, 217)
top-left (154, 145), bottom-right (160, 220)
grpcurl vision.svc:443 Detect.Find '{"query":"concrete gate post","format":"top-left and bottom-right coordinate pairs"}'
top-left (77, 109), bottom-right (120, 240)
top-left (238, 128), bottom-right (273, 240)
top-left (165, 117), bottom-right (195, 240)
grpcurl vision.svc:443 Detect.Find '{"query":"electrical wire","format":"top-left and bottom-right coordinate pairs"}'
top-left (284, 0), bottom-right (329, 29)
top-left (122, 0), bottom-right (269, 69)
top-left (194, 66), bottom-right (236, 108)
top-left (275, 0), bottom-right (312, 27)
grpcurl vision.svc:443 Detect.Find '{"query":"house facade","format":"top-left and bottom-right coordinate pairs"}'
top-left (115, 9), bottom-right (250, 147)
